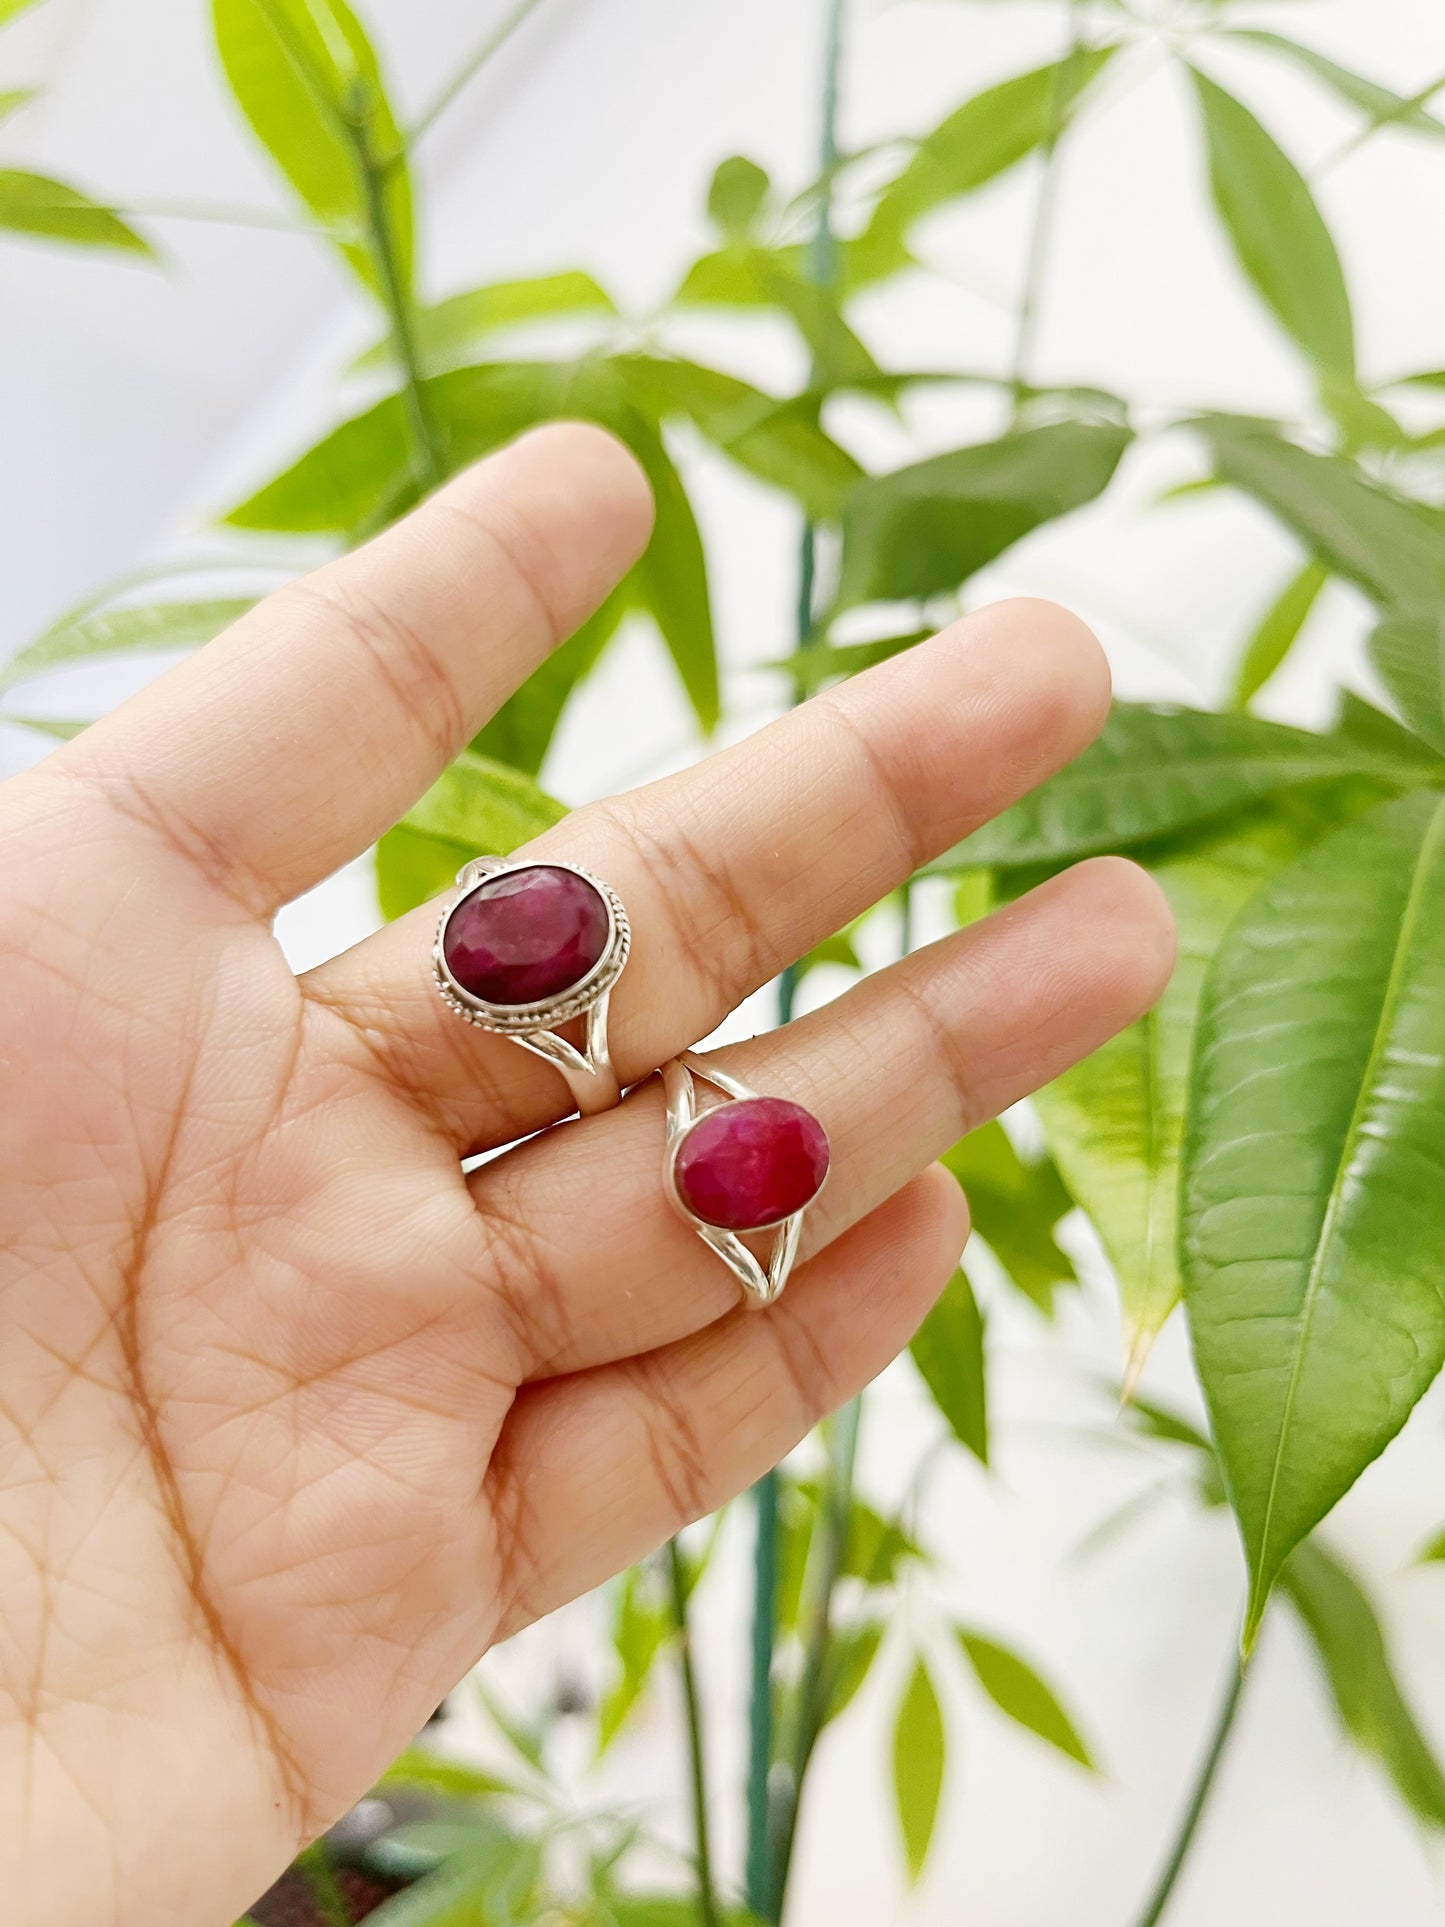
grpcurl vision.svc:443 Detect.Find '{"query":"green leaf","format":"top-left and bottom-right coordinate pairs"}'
top-left (1416, 1526), bottom-right (1445, 1564)
top-left (0, 170), bottom-right (152, 255)
top-left (616, 354), bottom-right (863, 520)
top-left (1230, 559), bottom-right (1326, 710)
top-left (942, 1119), bottom-right (1077, 1317)
top-left (353, 271), bottom-right (618, 375)
top-left (597, 1562), bottom-right (673, 1754)
top-left (1281, 1539), bottom-right (1445, 1827)
top-left (0, 714), bottom-right (88, 741)
top-left (1183, 790), bottom-right (1445, 1643)
top-left (1331, 689), bottom-right (1445, 775)
top-left (375, 751), bottom-right (567, 921)
top-left (1189, 67), bottom-right (1354, 383)
top-left (0, 0), bottom-right (43, 23)
top-left (473, 586), bottom-right (629, 777)
top-left (773, 629), bottom-right (933, 693)
top-left (1369, 617), bottom-right (1445, 754)
top-left (0, 88), bottom-right (35, 123)
top-left (673, 243), bottom-right (879, 383)
top-left (910, 1268), bottom-right (988, 1464)
top-left (605, 1901), bottom-right (767, 1927)
top-left (211, 0), bottom-right (411, 295)
top-left (375, 1747), bottom-right (514, 1799)
top-left (625, 412), bottom-right (719, 732)
top-left (930, 702), bottom-right (1419, 872)
top-left (956, 1630), bottom-right (1095, 1769)
top-left (0, 597), bottom-right (253, 696)
top-left (707, 155), bottom-right (771, 239)
top-left (1225, 31), bottom-right (1445, 140)
top-left (364, 1841), bottom-right (537, 1926)
top-left (825, 1620), bottom-right (886, 1724)
top-left (892, 1657), bottom-right (946, 1883)
top-left (852, 49), bottom-right (1118, 286)
top-left (1036, 803), bottom-right (1347, 1380)
top-left (834, 420), bottom-right (1129, 612)
top-left (1196, 417), bottom-right (1445, 619)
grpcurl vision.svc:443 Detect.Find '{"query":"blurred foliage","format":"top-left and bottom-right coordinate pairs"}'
top-left (9, 0), bottom-right (1445, 1919)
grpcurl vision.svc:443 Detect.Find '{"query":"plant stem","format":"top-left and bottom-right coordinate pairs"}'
top-left (351, 117), bottom-right (445, 494)
top-left (294, 1841), bottom-right (352, 1927)
top-left (668, 1540), bottom-right (722, 1927)
top-left (1129, 1654), bottom-right (1248, 1927)
top-left (744, 5), bottom-right (845, 1916)
top-left (766, 1397), bottom-right (862, 1919)
top-left (408, 0), bottom-right (552, 145)
top-left (1010, 1), bottom-right (1087, 413)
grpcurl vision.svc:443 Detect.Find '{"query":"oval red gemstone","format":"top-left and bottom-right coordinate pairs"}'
top-left (442, 865), bottom-right (610, 1006)
top-left (673, 1097), bottom-right (830, 1232)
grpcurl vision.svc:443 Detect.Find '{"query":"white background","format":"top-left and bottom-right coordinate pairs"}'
top-left (3, 1), bottom-right (1445, 1921)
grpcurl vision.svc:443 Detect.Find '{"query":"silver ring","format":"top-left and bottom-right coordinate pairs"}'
top-left (662, 1051), bottom-right (831, 1308)
top-left (433, 856), bottom-right (631, 1115)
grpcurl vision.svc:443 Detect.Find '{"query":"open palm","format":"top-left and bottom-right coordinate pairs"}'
top-left (0, 425), bottom-right (1172, 1927)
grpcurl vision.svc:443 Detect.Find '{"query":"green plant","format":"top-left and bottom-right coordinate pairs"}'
top-left (8, 0), bottom-right (1445, 1922)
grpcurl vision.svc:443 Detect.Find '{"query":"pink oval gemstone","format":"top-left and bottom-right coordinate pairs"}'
top-left (674, 1098), bottom-right (830, 1232)
top-left (442, 865), bottom-right (609, 1006)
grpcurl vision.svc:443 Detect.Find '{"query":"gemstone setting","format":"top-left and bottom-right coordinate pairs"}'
top-left (671, 1096), bottom-right (830, 1233)
top-left (435, 861), bottom-right (626, 1026)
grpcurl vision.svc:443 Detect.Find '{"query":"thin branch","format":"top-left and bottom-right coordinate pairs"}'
top-left (667, 1541), bottom-right (722, 1927)
top-left (408, 0), bottom-right (552, 146)
top-left (1129, 1652), bottom-right (1249, 1927)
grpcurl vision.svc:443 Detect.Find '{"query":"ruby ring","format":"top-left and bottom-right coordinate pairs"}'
top-left (662, 1052), bottom-right (830, 1307)
top-left (433, 856), bottom-right (631, 1114)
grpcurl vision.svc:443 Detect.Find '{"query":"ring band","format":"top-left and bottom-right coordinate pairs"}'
top-left (433, 856), bottom-right (631, 1115)
top-left (662, 1051), bottom-right (831, 1307)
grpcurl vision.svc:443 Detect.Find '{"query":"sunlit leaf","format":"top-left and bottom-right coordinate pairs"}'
top-left (1369, 616), bottom-right (1445, 754)
top-left (707, 154), bottom-right (771, 239)
top-left (892, 1657), bottom-right (946, 1883)
top-left (0, 87), bottom-right (34, 122)
top-left (1281, 1539), bottom-right (1445, 1827)
top-left (0, 714), bottom-right (88, 741)
top-left (910, 1268), bottom-right (988, 1465)
top-left (1416, 1526), bottom-right (1445, 1564)
top-left (211, 0), bottom-right (411, 294)
top-left (0, 597), bottom-right (253, 695)
top-left (1229, 559), bottom-right (1326, 710)
top-left (943, 1120), bottom-right (1076, 1316)
top-left (1183, 791), bottom-right (1445, 1643)
top-left (930, 702), bottom-right (1421, 872)
top-left (353, 271), bottom-right (618, 375)
top-left (605, 1900), bottom-right (767, 1927)
top-left (851, 49), bottom-right (1118, 285)
top-left (0, 170), bottom-right (152, 255)
top-left (834, 419), bottom-right (1128, 611)
top-left (1225, 31), bottom-right (1445, 139)
top-left (1189, 68), bottom-right (1354, 382)
top-left (1196, 416), bottom-right (1445, 618)
top-left (0, 0), bottom-right (44, 23)
top-left (375, 751), bottom-right (566, 921)
top-left (957, 1630), bottom-right (1095, 1768)
top-left (1036, 801), bottom-right (1350, 1381)
top-left (617, 353), bottom-right (863, 519)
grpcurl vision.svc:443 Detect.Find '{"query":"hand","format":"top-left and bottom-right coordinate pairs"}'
top-left (0, 425), bottom-right (1172, 1927)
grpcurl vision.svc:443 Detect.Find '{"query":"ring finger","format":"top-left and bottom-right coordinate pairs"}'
top-left (467, 853), bottom-right (1174, 1383)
